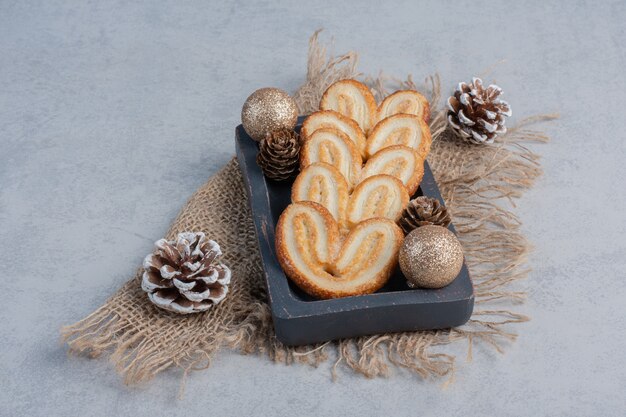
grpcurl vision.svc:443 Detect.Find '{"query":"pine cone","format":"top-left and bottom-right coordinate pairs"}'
top-left (447, 77), bottom-right (512, 144)
top-left (399, 196), bottom-right (451, 234)
top-left (141, 232), bottom-right (231, 314)
top-left (256, 128), bottom-right (300, 180)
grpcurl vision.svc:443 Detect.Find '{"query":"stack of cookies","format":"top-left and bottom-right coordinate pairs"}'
top-left (275, 80), bottom-right (432, 299)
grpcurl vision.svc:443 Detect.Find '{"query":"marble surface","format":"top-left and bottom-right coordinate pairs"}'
top-left (1, 1), bottom-right (625, 416)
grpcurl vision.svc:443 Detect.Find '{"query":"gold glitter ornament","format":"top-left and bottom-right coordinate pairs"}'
top-left (399, 225), bottom-right (464, 289)
top-left (241, 88), bottom-right (298, 141)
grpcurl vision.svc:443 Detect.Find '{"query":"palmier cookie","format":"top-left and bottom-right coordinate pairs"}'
top-left (300, 127), bottom-right (362, 187)
top-left (377, 90), bottom-right (430, 124)
top-left (291, 163), bottom-right (349, 225)
top-left (301, 110), bottom-right (367, 158)
top-left (293, 163), bottom-right (408, 227)
top-left (346, 175), bottom-right (409, 228)
top-left (320, 79), bottom-right (377, 134)
top-left (361, 145), bottom-right (424, 196)
top-left (275, 201), bottom-right (403, 299)
top-left (366, 114), bottom-right (432, 160)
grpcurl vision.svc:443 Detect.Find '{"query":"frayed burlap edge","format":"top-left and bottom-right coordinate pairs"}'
top-left (61, 30), bottom-right (557, 386)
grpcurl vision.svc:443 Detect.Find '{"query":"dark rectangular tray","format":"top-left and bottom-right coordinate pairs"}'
top-left (235, 117), bottom-right (474, 346)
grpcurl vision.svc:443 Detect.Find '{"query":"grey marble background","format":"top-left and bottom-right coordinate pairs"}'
top-left (1, 1), bottom-right (625, 416)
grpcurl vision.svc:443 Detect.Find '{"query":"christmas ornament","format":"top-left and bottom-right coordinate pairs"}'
top-left (398, 196), bottom-right (451, 234)
top-left (256, 128), bottom-right (301, 180)
top-left (399, 225), bottom-right (463, 289)
top-left (141, 232), bottom-right (231, 314)
top-left (447, 77), bottom-right (512, 144)
top-left (241, 87), bottom-right (298, 141)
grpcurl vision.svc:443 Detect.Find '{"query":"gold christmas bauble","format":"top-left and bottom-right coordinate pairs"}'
top-left (241, 88), bottom-right (298, 141)
top-left (399, 225), bottom-right (464, 289)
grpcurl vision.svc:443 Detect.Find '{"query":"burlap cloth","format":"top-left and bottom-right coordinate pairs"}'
top-left (62, 31), bottom-right (556, 385)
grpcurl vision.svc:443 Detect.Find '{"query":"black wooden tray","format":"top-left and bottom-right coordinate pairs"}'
top-left (235, 117), bottom-right (474, 346)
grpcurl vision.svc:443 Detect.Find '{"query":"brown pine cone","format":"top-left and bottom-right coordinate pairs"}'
top-left (256, 128), bottom-right (301, 180)
top-left (141, 232), bottom-right (231, 314)
top-left (399, 196), bottom-right (451, 234)
top-left (447, 77), bottom-right (512, 144)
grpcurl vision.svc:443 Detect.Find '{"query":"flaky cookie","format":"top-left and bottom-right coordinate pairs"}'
top-left (275, 201), bottom-right (403, 299)
top-left (320, 79), bottom-right (377, 134)
top-left (291, 162), bottom-right (350, 225)
top-left (292, 163), bottom-right (409, 228)
top-left (301, 110), bottom-right (367, 158)
top-left (300, 127), bottom-right (362, 187)
top-left (361, 145), bottom-right (424, 196)
top-left (346, 174), bottom-right (409, 228)
top-left (376, 90), bottom-right (430, 124)
top-left (366, 114), bottom-right (432, 160)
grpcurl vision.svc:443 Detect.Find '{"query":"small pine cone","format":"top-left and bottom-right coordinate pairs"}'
top-left (141, 232), bottom-right (231, 314)
top-left (447, 77), bottom-right (512, 144)
top-left (399, 196), bottom-right (451, 234)
top-left (256, 128), bottom-right (301, 180)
